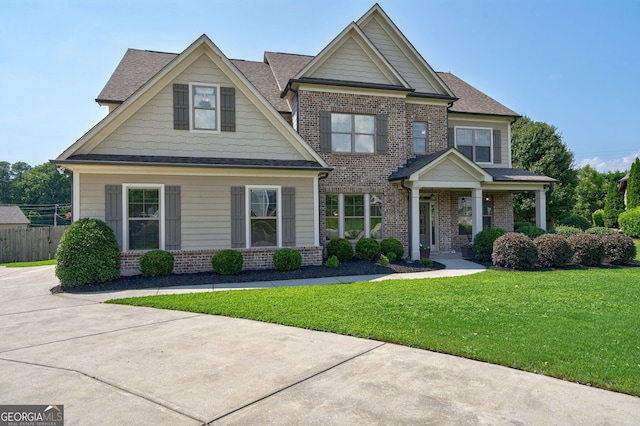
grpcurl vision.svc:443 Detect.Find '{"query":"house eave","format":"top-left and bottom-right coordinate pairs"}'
top-left (282, 78), bottom-right (412, 98)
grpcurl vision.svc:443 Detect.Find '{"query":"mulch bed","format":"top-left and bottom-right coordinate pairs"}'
top-left (51, 259), bottom-right (445, 294)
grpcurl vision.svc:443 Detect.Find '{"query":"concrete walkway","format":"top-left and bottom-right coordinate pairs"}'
top-left (1, 264), bottom-right (639, 425)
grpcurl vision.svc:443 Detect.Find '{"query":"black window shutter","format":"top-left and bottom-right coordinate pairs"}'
top-left (173, 84), bottom-right (189, 130)
top-left (493, 129), bottom-right (502, 164)
top-left (165, 186), bottom-right (181, 250)
top-left (448, 127), bottom-right (455, 149)
top-left (231, 187), bottom-right (246, 248)
top-left (319, 111), bottom-right (331, 152)
top-left (282, 187), bottom-right (296, 247)
top-left (376, 114), bottom-right (388, 154)
top-left (221, 87), bottom-right (236, 132)
top-left (105, 185), bottom-right (123, 250)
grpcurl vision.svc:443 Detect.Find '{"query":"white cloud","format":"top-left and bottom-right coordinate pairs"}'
top-left (578, 152), bottom-right (640, 173)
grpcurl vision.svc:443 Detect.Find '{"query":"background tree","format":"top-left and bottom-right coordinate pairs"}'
top-left (625, 157), bottom-right (640, 209)
top-left (12, 162), bottom-right (71, 206)
top-left (8, 161), bottom-right (31, 203)
top-left (572, 164), bottom-right (605, 220)
top-left (511, 116), bottom-right (577, 223)
top-left (0, 161), bottom-right (11, 204)
top-left (604, 179), bottom-right (625, 228)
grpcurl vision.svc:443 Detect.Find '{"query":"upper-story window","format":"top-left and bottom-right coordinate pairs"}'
top-left (331, 113), bottom-right (375, 153)
top-left (456, 127), bottom-right (492, 163)
top-left (190, 83), bottom-right (219, 131)
top-left (413, 122), bottom-right (428, 153)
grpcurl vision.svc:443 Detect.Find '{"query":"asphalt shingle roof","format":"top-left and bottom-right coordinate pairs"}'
top-left (0, 206), bottom-right (30, 225)
top-left (438, 72), bottom-right (519, 117)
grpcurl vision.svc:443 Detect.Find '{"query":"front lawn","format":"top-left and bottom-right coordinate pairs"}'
top-left (1, 259), bottom-right (56, 267)
top-left (110, 268), bottom-right (640, 396)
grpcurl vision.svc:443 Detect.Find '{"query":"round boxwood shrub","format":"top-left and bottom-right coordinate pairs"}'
top-left (139, 250), bottom-right (174, 277)
top-left (592, 209), bottom-right (605, 227)
top-left (567, 234), bottom-right (605, 266)
top-left (514, 222), bottom-right (546, 239)
top-left (619, 207), bottom-right (640, 238)
top-left (585, 227), bottom-right (617, 237)
top-left (534, 233), bottom-right (572, 268)
top-left (325, 255), bottom-right (339, 268)
top-left (273, 248), bottom-right (302, 272)
top-left (601, 233), bottom-right (637, 265)
top-left (356, 238), bottom-right (381, 261)
top-left (552, 225), bottom-right (583, 238)
top-left (492, 232), bottom-right (538, 271)
top-left (326, 237), bottom-right (354, 262)
top-left (380, 238), bottom-right (404, 259)
top-left (559, 214), bottom-right (591, 231)
top-left (211, 249), bottom-right (243, 275)
top-left (472, 227), bottom-right (507, 262)
top-left (55, 218), bottom-right (121, 287)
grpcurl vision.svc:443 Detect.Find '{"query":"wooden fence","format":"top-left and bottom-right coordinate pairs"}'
top-left (0, 226), bottom-right (69, 264)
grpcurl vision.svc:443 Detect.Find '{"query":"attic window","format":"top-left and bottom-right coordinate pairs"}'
top-left (190, 83), bottom-right (219, 131)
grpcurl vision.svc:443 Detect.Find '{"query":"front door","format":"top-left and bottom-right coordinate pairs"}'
top-left (419, 201), bottom-right (437, 252)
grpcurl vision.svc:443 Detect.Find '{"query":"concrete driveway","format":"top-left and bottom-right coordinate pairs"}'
top-left (1, 265), bottom-right (638, 425)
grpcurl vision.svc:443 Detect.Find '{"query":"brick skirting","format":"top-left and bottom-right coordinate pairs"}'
top-left (120, 246), bottom-right (324, 276)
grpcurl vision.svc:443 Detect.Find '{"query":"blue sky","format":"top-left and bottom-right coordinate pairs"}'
top-left (2, 0), bottom-right (639, 172)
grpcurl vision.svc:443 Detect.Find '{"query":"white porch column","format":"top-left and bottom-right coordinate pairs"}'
top-left (411, 186), bottom-right (420, 260)
top-left (536, 189), bottom-right (547, 230)
top-left (471, 188), bottom-right (483, 238)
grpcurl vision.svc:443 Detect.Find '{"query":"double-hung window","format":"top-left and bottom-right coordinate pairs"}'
top-left (125, 184), bottom-right (164, 251)
top-left (456, 127), bottom-right (492, 163)
top-left (248, 187), bottom-right (280, 247)
top-left (190, 83), bottom-right (219, 131)
top-left (331, 113), bottom-right (375, 153)
top-left (413, 122), bottom-right (428, 153)
top-left (325, 194), bottom-right (383, 241)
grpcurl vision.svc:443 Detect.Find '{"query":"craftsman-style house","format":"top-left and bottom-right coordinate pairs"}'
top-left (54, 4), bottom-right (554, 274)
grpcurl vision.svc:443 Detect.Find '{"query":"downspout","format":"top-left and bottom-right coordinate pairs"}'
top-left (400, 178), bottom-right (413, 258)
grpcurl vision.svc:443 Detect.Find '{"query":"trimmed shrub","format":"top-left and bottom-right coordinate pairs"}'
top-left (619, 207), bottom-right (640, 238)
top-left (514, 222), bottom-right (546, 239)
top-left (273, 248), bottom-right (302, 272)
top-left (567, 234), bottom-right (605, 266)
top-left (55, 218), bottom-right (121, 287)
top-left (534, 234), bottom-right (572, 268)
top-left (492, 233), bottom-right (538, 271)
top-left (211, 249), bottom-right (243, 275)
top-left (420, 258), bottom-right (433, 267)
top-left (559, 214), bottom-right (591, 231)
top-left (585, 227), bottom-right (617, 237)
top-left (356, 238), bottom-right (381, 261)
top-left (139, 250), bottom-right (174, 277)
top-left (325, 255), bottom-right (339, 268)
top-left (380, 238), bottom-right (404, 259)
top-left (592, 209), bottom-right (605, 227)
top-left (387, 252), bottom-right (397, 262)
top-left (378, 254), bottom-right (389, 267)
top-left (552, 225), bottom-right (583, 238)
top-left (472, 227), bottom-right (507, 261)
top-left (602, 234), bottom-right (637, 265)
top-left (326, 238), bottom-right (354, 262)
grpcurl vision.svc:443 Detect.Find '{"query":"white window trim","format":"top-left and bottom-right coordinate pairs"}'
top-left (188, 82), bottom-right (221, 134)
top-left (454, 126), bottom-right (493, 165)
top-left (330, 113), bottom-right (376, 154)
top-left (329, 193), bottom-right (383, 240)
top-left (246, 185), bottom-right (282, 248)
top-left (122, 183), bottom-right (165, 252)
top-left (412, 121), bottom-right (429, 153)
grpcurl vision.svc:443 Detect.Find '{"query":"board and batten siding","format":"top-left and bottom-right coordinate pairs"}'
top-left (79, 173), bottom-right (317, 249)
top-left (87, 55), bottom-right (306, 161)
top-left (448, 118), bottom-right (510, 168)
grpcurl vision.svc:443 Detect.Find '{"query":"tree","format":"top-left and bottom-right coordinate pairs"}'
top-left (12, 162), bottom-right (71, 206)
top-left (572, 164), bottom-right (605, 220)
top-left (604, 179), bottom-right (625, 228)
top-left (626, 157), bottom-right (640, 209)
top-left (511, 116), bottom-right (577, 223)
top-left (8, 161), bottom-right (31, 203)
top-left (0, 161), bottom-right (11, 204)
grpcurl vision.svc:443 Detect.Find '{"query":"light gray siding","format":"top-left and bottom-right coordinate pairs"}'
top-left (448, 118), bottom-right (510, 168)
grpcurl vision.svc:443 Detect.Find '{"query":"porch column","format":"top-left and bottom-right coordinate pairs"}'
top-left (471, 188), bottom-right (483, 238)
top-left (536, 189), bottom-right (547, 230)
top-left (411, 186), bottom-right (420, 260)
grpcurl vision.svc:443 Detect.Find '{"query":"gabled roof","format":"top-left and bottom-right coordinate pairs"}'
top-left (389, 148), bottom-right (493, 182)
top-left (439, 73), bottom-right (519, 117)
top-left (231, 59), bottom-right (289, 112)
top-left (0, 206), bottom-right (30, 225)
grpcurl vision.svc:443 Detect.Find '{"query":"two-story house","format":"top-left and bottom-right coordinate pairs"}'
top-left (54, 4), bottom-right (554, 274)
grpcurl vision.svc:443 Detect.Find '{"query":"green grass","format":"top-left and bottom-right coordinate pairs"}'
top-left (1, 259), bottom-right (56, 267)
top-left (109, 268), bottom-right (640, 396)
top-left (635, 239), bottom-right (640, 260)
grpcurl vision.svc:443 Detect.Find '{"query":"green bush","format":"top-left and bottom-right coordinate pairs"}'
top-left (139, 250), bottom-right (174, 277)
top-left (514, 222), bottom-right (546, 239)
top-left (585, 227), bottom-right (617, 237)
top-left (378, 254), bottom-right (389, 267)
top-left (355, 238), bottom-right (381, 261)
top-left (552, 225), bottom-right (583, 238)
top-left (387, 252), bottom-right (397, 262)
top-left (534, 234), bottom-right (573, 268)
top-left (567, 234), bottom-right (605, 266)
top-left (492, 233), bottom-right (538, 271)
top-left (602, 234), bottom-right (637, 265)
top-left (420, 258), bottom-right (433, 267)
top-left (326, 238), bottom-right (354, 262)
top-left (559, 214), bottom-right (591, 231)
top-left (55, 218), bottom-right (121, 287)
top-left (273, 248), bottom-right (302, 272)
top-left (211, 250), bottom-right (243, 275)
top-left (380, 238), bottom-right (404, 259)
top-left (472, 227), bottom-right (507, 261)
top-left (592, 209), bottom-right (605, 227)
top-left (325, 255), bottom-right (339, 268)
top-left (619, 207), bottom-right (640, 238)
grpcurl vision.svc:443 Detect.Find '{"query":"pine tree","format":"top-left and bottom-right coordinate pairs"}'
top-left (625, 158), bottom-right (640, 209)
top-left (604, 179), bottom-right (625, 228)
